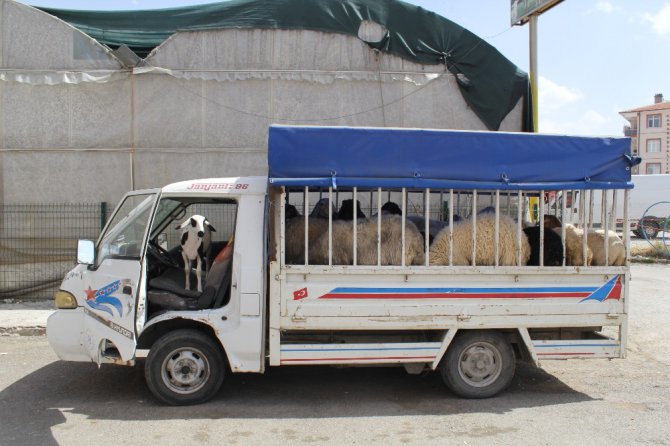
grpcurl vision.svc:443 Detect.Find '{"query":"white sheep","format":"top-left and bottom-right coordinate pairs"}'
top-left (429, 212), bottom-right (530, 266)
top-left (587, 228), bottom-right (626, 266)
top-left (176, 215), bottom-right (216, 292)
top-left (551, 223), bottom-right (624, 266)
top-left (310, 215), bottom-right (425, 266)
top-left (552, 224), bottom-right (593, 266)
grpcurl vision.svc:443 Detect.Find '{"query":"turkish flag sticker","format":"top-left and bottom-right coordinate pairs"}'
top-left (293, 287), bottom-right (308, 300)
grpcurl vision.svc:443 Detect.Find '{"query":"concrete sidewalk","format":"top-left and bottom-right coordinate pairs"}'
top-left (0, 301), bottom-right (53, 336)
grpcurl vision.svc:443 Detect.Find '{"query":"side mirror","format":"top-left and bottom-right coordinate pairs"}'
top-left (77, 240), bottom-right (96, 265)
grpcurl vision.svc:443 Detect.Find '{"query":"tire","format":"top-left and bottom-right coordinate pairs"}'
top-left (145, 329), bottom-right (225, 406)
top-left (440, 330), bottom-right (515, 399)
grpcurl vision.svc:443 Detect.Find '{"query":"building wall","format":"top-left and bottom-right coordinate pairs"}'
top-left (639, 108), bottom-right (670, 174)
top-left (621, 97), bottom-right (670, 176)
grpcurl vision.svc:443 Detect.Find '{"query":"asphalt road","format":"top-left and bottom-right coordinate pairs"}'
top-left (1, 263), bottom-right (669, 445)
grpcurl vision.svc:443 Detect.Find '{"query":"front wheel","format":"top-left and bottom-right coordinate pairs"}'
top-left (145, 329), bottom-right (226, 405)
top-left (440, 330), bottom-right (515, 399)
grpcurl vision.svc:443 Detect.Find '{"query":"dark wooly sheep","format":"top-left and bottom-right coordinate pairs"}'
top-left (310, 198), bottom-right (338, 219)
top-left (478, 206), bottom-right (496, 215)
top-left (522, 226), bottom-right (564, 266)
top-left (338, 199), bottom-right (366, 220)
top-left (285, 204), bottom-right (300, 220)
top-left (543, 214), bottom-right (562, 230)
top-left (407, 216), bottom-right (448, 246)
top-left (381, 201), bottom-right (402, 216)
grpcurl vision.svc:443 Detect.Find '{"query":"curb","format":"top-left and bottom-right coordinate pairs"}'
top-left (631, 256), bottom-right (670, 264)
top-left (0, 326), bottom-right (46, 337)
top-left (0, 308), bottom-right (52, 337)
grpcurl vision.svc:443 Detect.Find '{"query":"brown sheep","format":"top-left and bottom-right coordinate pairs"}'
top-left (311, 215), bottom-right (425, 266)
top-left (553, 224), bottom-right (594, 266)
top-left (284, 217), bottom-right (330, 264)
top-left (587, 228), bottom-right (626, 266)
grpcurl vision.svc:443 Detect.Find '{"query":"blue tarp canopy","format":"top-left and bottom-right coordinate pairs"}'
top-left (268, 126), bottom-right (636, 190)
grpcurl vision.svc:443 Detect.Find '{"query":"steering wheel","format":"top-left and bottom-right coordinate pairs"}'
top-left (147, 240), bottom-right (180, 269)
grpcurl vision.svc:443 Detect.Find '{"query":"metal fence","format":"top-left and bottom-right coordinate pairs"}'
top-left (0, 203), bottom-right (107, 300)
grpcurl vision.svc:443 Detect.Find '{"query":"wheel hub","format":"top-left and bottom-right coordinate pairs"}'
top-left (458, 342), bottom-right (502, 387)
top-left (161, 348), bottom-right (210, 394)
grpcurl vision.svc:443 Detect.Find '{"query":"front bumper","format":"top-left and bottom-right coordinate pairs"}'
top-left (47, 309), bottom-right (90, 362)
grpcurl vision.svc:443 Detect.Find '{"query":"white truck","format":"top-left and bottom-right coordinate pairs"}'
top-left (544, 174), bottom-right (670, 239)
top-left (47, 126), bottom-right (636, 405)
top-left (623, 174), bottom-right (670, 239)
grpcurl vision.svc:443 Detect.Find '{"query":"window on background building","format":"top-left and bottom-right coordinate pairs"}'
top-left (646, 163), bottom-right (661, 175)
top-left (647, 139), bottom-right (661, 153)
top-left (647, 114), bottom-right (661, 128)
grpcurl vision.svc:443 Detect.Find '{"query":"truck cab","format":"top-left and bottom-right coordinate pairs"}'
top-left (48, 177), bottom-right (268, 404)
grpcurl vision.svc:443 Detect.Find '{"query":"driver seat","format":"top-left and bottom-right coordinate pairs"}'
top-left (147, 240), bottom-right (234, 311)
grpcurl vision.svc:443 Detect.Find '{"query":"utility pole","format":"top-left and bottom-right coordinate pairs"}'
top-left (529, 14), bottom-right (539, 132)
top-left (511, 0), bottom-right (563, 133)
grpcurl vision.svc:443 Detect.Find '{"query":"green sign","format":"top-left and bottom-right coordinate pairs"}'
top-left (511, 0), bottom-right (563, 25)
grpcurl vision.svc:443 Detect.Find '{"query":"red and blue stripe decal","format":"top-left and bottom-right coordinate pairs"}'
top-left (314, 275), bottom-right (622, 302)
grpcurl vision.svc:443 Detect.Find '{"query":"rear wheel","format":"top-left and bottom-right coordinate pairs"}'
top-left (145, 329), bottom-right (225, 405)
top-left (440, 330), bottom-right (515, 398)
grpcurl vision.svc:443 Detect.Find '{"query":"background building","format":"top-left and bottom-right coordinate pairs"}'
top-left (620, 94), bottom-right (670, 175)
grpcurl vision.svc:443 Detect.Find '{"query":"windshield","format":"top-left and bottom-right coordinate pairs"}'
top-left (98, 194), bottom-right (157, 264)
top-left (150, 198), bottom-right (187, 240)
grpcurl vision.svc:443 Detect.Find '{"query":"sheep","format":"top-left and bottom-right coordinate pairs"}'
top-left (552, 223), bottom-right (623, 266)
top-left (381, 201), bottom-right (402, 216)
top-left (543, 214), bottom-right (626, 266)
top-left (543, 214), bottom-right (562, 229)
top-left (176, 215), bottom-right (216, 292)
top-left (310, 215), bottom-right (425, 265)
top-left (541, 213), bottom-right (604, 266)
top-left (429, 212), bottom-right (530, 266)
top-left (310, 198), bottom-right (337, 219)
top-left (587, 228), bottom-right (626, 266)
top-left (374, 201), bottom-right (460, 246)
top-left (542, 215), bottom-right (598, 266)
top-left (378, 201), bottom-right (443, 245)
top-left (522, 226), bottom-right (564, 266)
top-left (407, 216), bottom-right (448, 246)
top-left (551, 224), bottom-right (593, 266)
top-left (338, 199), bottom-right (366, 220)
top-left (285, 204), bottom-right (299, 220)
top-left (284, 217), bottom-right (330, 264)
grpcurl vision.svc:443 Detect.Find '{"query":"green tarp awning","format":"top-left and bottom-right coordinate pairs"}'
top-left (38, 0), bottom-right (533, 131)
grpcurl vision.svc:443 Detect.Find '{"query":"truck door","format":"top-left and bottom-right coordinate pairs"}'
top-left (82, 191), bottom-right (159, 364)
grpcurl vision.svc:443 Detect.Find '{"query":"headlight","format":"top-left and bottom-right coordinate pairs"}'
top-left (54, 290), bottom-right (78, 309)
